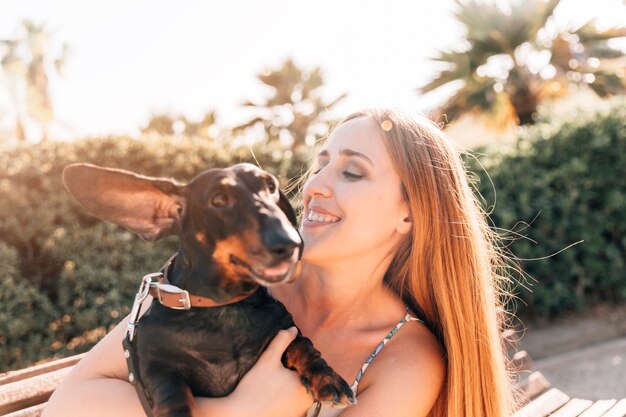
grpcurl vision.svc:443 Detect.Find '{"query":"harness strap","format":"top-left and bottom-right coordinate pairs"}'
top-left (123, 253), bottom-right (256, 417)
top-left (123, 334), bottom-right (155, 417)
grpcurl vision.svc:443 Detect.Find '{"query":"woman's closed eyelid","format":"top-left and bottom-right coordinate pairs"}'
top-left (311, 159), bottom-right (367, 178)
top-left (343, 171), bottom-right (364, 180)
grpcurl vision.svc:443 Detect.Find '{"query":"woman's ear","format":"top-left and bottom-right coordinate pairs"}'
top-left (396, 203), bottom-right (412, 235)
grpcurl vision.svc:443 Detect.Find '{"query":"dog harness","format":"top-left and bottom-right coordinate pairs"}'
top-left (123, 254), bottom-right (258, 417)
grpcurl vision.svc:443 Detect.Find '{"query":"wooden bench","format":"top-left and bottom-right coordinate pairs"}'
top-left (512, 382), bottom-right (626, 417)
top-left (1, 349), bottom-right (624, 416)
top-left (506, 329), bottom-right (626, 417)
top-left (0, 354), bottom-right (85, 417)
top-left (510, 353), bottom-right (626, 416)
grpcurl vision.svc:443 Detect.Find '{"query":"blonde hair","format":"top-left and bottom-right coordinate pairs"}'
top-left (296, 108), bottom-right (517, 416)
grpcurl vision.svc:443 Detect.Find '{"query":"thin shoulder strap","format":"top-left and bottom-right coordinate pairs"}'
top-left (350, 308), bottom-right (422, 395)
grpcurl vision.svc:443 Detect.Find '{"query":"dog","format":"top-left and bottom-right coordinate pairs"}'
top-left (62, 162), bottom-right (355, 417)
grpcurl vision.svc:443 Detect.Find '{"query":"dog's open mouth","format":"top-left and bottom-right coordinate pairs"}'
top-left (229, 254), bottom-right (298, 286)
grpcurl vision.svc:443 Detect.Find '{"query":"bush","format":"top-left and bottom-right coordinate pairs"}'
top-left (2, 99), bottom-right (625, 368)
top-left (469, 99), bottom-right (626, 318)
top-left (0, 136), bottom-right (310, 370)
top-left (0, 242), bottom-right (59, 369)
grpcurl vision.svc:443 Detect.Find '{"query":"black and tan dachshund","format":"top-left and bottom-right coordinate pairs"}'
top-left (62, 163), bottom-right (355, 417)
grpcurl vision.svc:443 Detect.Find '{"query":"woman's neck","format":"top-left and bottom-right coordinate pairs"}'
top-left (274, 254), bottom-right (404, 332)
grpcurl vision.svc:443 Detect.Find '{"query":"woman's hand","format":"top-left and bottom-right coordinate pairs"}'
top-left (213, 327), bottom-right (314, 417)
top-left (45, 298), bottom-right (313, 417)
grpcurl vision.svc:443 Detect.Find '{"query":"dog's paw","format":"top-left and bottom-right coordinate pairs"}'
top-left (301, 367), bottom-right (356, 407)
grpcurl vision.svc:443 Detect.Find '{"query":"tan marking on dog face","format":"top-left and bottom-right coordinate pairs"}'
top-left (219, 177), bottom-right (237, 187)
top-left (212, 220), bottom-right (263, 287)
top-left (195, 232), bottom-right (207, 244)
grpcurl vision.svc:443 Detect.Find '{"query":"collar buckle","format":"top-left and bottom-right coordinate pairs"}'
top-left (155, 283), bottom-right (191, 310)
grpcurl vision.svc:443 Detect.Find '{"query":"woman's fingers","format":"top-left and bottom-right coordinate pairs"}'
top-left (226, 326), bottom-right (312, 417)
top-left (260, 326), bottom-right (298, 363)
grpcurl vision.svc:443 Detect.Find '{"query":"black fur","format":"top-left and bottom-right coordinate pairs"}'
top-left (63, 162), bottom-right (355, 417)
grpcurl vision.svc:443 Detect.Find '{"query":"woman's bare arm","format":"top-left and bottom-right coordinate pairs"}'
top-left (43, 297), bottom-right (178, 416)
top-left (43, 298), bottom-right (312, 417)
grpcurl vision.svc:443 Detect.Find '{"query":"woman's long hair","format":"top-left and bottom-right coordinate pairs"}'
top-left (297, 109), bottom-right (517, 416)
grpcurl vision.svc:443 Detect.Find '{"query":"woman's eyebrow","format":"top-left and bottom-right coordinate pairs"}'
top-left (317, 148), bottom-right (373, 166)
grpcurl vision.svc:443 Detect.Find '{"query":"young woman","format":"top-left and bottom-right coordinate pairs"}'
top-left (44, 108), bottom-right (516, 417)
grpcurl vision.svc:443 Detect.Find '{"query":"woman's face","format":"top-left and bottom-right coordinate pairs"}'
top-left (300, 116), bottom-right (410, 265)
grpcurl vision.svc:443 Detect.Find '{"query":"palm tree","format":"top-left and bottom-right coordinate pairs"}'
top-left (1, 39), bottom-right (28, 141)
top-left (419, 0), bottom-right (626, 127)
top-left (141, 111), bottom-right (218, 140)
top-left (142, 113), bottom-right (178, 136)
top-left (0, 20), bottom-right (68, 141)
top-left (234, 59), bottom-right (346, 149)
top-left (184, 111), bottom-right (217, 139)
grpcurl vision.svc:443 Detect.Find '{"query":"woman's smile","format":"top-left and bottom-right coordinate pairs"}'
top-left (302, 206), bottom-right (342, 228)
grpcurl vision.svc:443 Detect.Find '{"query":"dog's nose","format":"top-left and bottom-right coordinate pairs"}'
top-left (263, 230), bottom-right (298, 259)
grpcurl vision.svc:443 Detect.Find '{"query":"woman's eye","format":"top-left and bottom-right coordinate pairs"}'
top-left (211, 193), bottom-right (229, 207)
top-left (343, 171), bottom-right (364, 180)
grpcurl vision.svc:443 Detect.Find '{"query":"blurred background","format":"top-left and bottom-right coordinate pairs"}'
top-left (1, 0), bottom-right (625, 400)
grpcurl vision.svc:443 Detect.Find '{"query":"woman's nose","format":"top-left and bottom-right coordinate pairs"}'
top-left (304, 169), bottom-right (333, 198)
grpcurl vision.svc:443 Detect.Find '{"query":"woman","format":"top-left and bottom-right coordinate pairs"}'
top-left (44, 108), bottom-right (516, 417)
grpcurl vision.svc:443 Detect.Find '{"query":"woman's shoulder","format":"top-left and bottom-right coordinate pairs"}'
top-left (371, 317), bottom-right (444, 381)
top-left (349, 318), bottom-right (445, 416)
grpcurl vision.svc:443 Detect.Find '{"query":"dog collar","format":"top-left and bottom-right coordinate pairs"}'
top-left (147, 281), bottom-right (252, 310)
top-left (149, 253), bottom-right (256, 310)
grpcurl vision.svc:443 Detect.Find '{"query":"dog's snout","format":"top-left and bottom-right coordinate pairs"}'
top-left (263, 230), bottom-right (299, 259)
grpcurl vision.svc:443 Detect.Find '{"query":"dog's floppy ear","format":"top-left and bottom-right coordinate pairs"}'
top-left (278, 191), bottom-right (298, 227)
top-left (62, 163), bottom-right (185, 243)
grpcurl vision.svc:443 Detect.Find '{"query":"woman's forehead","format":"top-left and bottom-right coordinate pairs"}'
top-left (324, 116), bottom-right (386, 156)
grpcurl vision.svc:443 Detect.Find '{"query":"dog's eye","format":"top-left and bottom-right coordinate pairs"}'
top-left (266, 179), bottom-right (277, 194)
top-left (210, 193), bottom-right (229, 207)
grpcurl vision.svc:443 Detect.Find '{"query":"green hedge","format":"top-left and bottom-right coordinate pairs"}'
top-left (0, 136), bottom-right (311, 370)
top-left (469, 99), bottom-right (626, 318)
top-left (1, 100), bottom-right (625, 370)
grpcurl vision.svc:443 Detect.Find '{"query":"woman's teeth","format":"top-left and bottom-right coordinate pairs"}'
top-left (307, 211), bottom-right (341, 223)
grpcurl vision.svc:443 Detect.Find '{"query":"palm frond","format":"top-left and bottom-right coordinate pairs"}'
top-left (434, 76), bottom-right (498, 122)
top-left (241, 100), bottom-right (261, 107)
top-left (585, 44), bottom-right (626, 59)
top-left (232, 117), bottom-right (265, 132)
top-left (419, 49), bottom-right (476, 94)
top-left (323, 92), bottom-right (347, 110)
top-left (523, 0), bottom-right (560, 39)
top-left (576, 23), bottom-right (626, 43)
top-left (419, 69), bottom-right (469, 94)
top-left (587, 70), bottom-right (626, 97)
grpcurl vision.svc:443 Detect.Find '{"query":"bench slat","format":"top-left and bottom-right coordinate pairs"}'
top-left (512, 388), bottom-right (570, 417)
top-left (2, 403), bottom-right (46, 417)
top-left (579, 400), bottom-right (618, 417)
top-left (601, 399), bottom-right (626, 417)
top-left (516, 371), bottom-right (551, 401)
top-left (511, 350), bottom-right (534, 373)
top-left (0, 354), bottom-right (85, 386)
top-left (0, 367), bottom-right (73, 415)
top-left (550, 398), bottom-right (594, 417)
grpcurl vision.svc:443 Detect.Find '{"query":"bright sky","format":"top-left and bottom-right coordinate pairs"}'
top-left (1, 0), bottom-right (625, 139)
